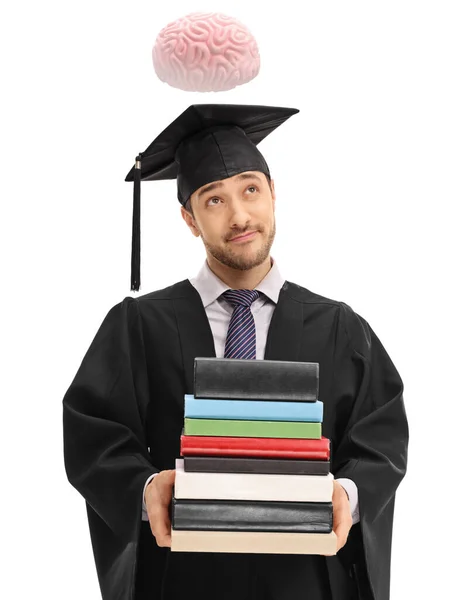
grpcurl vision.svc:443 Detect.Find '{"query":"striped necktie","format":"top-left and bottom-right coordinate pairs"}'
top-left (222, 289), bottom-right (261, 359)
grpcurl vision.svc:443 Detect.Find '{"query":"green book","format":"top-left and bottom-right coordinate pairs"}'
top-left (184, 418), bottom-right (322, 439)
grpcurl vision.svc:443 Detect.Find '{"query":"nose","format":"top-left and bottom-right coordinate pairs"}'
top-left (227, 197), bottom-right (252, 228)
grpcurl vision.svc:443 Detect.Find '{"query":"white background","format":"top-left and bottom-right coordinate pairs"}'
top-left (2, 1), bottom-right (450, 598)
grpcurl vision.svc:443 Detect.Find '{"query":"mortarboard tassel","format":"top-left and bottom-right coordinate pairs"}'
top-left (131, 153), bottom-right (142, 291)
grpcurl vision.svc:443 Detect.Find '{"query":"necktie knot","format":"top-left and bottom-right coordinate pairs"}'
top-left (222, 289), bottom-right (260, 309)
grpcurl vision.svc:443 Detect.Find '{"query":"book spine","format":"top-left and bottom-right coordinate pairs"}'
top-left (180, 435), bottom-right (331, 460)
top-left (184, 418), bottom-right (322, 439)
top-left (170, 529), bottom-right (338, 555)
top-left (194, 358), bottom-right (319, 402)
top-left (182, 456), bottom-right (331, 475)
top-left (172, 498), bottom-right (333, 533)
top-left (174, 465), bottom-right (334, 502)
top-left (184, 396), bottom-right (324, 422)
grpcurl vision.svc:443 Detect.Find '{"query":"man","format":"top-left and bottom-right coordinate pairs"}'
top-left (63, 104), bottom-right (409, 600)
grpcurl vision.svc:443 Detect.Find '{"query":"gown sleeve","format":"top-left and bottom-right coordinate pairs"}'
top-left (62, 296), bottom-right (159, 541)
top-left (330, 302), bottom-right (409, 600)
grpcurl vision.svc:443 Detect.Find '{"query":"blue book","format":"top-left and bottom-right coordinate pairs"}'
top-left (184, 395), bottom-right (323, 422)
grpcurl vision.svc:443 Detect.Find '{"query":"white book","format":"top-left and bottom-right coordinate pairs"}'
top-left (171, 529), bottom-right (337, 555)
top-left (174, 458), bottom-right (334, 502)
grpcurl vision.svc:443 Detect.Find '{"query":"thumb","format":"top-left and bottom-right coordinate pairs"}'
top-left (157, 469), bottom-right (176, 502)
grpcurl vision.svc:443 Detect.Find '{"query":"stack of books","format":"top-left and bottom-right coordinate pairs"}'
top-left (171, 357), bottom-right (337, 555)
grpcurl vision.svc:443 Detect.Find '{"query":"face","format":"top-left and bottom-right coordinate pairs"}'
top-left (182, 170), bottom-right (276, 271)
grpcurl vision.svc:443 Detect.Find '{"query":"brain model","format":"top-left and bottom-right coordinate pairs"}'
top-left (152, 12), bottom-right (260, 92)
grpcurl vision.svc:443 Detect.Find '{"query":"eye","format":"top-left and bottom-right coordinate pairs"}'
top-left (207, 197), bottom-right (221, 206)
top-left (247, 185), bottom-right (258, 193)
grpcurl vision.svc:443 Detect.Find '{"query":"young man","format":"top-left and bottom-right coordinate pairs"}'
top-left (63, 104), bottom-right (409, 600)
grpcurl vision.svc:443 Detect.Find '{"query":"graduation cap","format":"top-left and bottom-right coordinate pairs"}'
top-left (125, 103), bottom-right (299, 292)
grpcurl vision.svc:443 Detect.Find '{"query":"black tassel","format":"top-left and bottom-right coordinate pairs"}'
top-left (131, 153), bottom-right (142, 291)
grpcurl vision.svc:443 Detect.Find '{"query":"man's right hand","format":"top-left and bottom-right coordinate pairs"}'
top-left (144, 469), bottom-right (176, 547)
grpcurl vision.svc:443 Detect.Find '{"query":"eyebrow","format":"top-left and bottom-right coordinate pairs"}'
top-left (197, 172), bottom-right (263, 201)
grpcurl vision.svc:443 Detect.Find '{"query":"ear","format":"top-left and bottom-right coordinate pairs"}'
top-left (270, 178), bottom-right (276, 205)
top-left (180, 207), bottom-right (200, 237)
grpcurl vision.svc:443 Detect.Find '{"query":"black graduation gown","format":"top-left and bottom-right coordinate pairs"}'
top-left (62, 279), bottom-right (409, 600)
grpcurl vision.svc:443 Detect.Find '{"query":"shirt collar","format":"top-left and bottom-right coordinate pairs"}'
top-left (189, 257), bottom-right (285, 309)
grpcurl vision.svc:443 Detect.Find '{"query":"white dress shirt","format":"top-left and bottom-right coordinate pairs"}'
top-left (142, 257), bottom-right (360, 525)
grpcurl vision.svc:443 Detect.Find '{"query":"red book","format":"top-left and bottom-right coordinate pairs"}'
top-left (180, 434), bottom-right (330, 460)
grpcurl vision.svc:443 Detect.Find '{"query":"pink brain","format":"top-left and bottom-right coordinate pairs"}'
top-left (152, 12), bottom-right (260, 92)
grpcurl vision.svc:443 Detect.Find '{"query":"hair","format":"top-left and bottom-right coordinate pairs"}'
top-left (183, 172), bottom-right (272, 218)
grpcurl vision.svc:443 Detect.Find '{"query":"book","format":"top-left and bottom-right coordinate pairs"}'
top-left (180, 434), bottom-right (331, 460)
top-left (194, 357), bottom-right (319, 401)
top-left (172, 497), bottom-right (333, 533)
top-left (183, 456), bottom-right (331, 475)
top-left (184, 418), bottom-right (321, 439)
top-left (174, 459), bottom-right (334, 502)
top-left (170, 529), bottom-right (337, 555)
top-left (184, 395), bottom-right (323, 422)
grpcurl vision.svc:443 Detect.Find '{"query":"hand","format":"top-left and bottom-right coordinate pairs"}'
top-left (144, 469), bottom-right (176, 547)
top-left (329, 480), bottom-right (353, 553)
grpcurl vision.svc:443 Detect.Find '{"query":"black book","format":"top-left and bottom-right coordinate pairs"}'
top-left (172, 497), bottom-right (333, 533)
top-left (183, 456), bottom-right (330, 475)
top-left (194, 357), bottom-right (319, 401)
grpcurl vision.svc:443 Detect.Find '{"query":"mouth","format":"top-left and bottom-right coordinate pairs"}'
top-left (229, 231), bottom-right (258, 243)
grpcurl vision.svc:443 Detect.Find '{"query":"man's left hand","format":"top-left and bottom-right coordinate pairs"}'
top-left (331, 480), bottom-right (353, 552)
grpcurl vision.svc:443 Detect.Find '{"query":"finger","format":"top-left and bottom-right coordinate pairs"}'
top-left (334, 516), bottom-right (351, 551)
top-left (152, 526), bottom-right (171, 547)
top-left (158, 470), bottom-right (176, 504)
top-left (156, 516), bottom-right (172, 548)
top-left (334, 529), bottom-right (346, 551)
top-left (160, 469), bottom-right (176, 484)
top-left (150, 502), bottom-right (172, 547)
top-left (154, 528), bottom-right (171, 548)
top-left (148, 469), bottom-right (176, 546)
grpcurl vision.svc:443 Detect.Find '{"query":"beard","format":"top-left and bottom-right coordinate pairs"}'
top-left (200, 221), bottom-right (276, 271)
